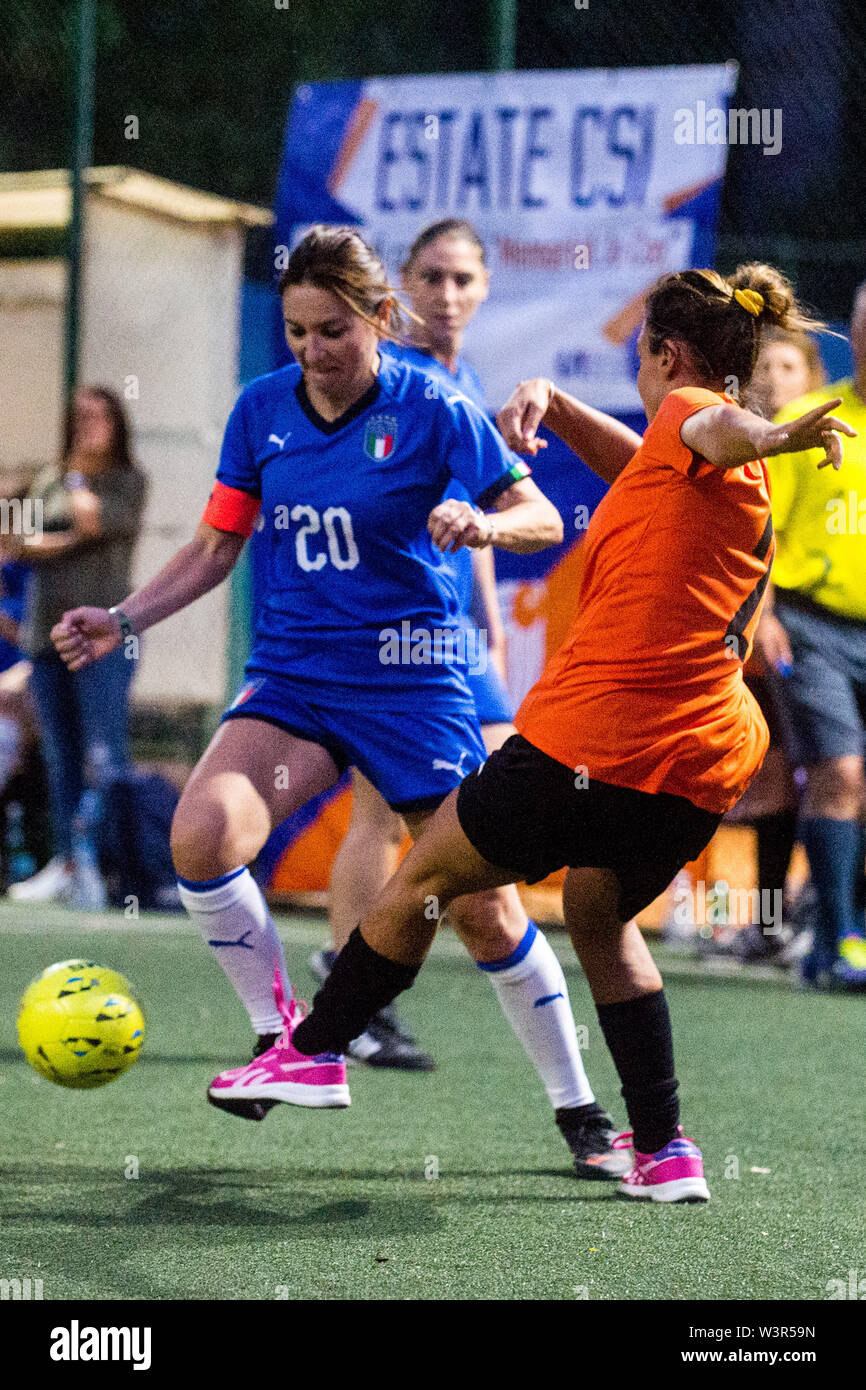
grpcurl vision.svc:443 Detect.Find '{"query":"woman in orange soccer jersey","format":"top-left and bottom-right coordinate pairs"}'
top-left (287, 264), bottom-right (855, 1203)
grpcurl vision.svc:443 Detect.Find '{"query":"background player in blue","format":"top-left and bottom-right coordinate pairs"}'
top-left (52, 226), bottom-right (628, 1177)
top-left (318, 221), bottom-right (524, 1071)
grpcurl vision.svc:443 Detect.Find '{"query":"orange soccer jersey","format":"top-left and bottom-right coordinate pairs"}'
top-left (515, 387), bottom-right (774, 814)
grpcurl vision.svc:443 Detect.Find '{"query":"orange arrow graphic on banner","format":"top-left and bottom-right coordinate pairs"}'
top-left (328, 98), bottom-right (380, 194)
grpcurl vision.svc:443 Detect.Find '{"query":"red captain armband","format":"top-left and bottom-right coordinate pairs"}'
top-left (201, 481), bottom-right (261, 538)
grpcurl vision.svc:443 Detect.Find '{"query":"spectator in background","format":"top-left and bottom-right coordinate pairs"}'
top-left (0, 471), bottom-right (35, 798)
top-left (751, 327), bottom-right (826, 420)
top-left (730, 328), bottom-right (827, 962)
top-left (754, 284), bottom-right (866, 987)
top-left (3, 387), bottom-right (147, 905)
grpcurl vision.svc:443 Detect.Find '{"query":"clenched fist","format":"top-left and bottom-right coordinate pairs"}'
top-left (427, 498), bottom-right (494, 552)
top-left (51, 607), bottom-right (123, 672)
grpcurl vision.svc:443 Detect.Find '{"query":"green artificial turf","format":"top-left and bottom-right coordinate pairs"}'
top-left (1, 902), bottom-right (864, 1301)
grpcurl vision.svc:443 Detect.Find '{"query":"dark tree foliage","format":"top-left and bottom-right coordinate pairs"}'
top-left (0, 0), bottom-right (487, 205)
top-left (2, 1), bottom-right (864, 313)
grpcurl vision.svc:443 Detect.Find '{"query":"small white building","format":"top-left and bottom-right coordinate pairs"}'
top-left (0, 166), bottom-right (272, 710)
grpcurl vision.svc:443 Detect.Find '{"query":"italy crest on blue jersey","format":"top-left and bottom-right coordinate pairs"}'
top-left (364, 413), bottom-right (398, 460)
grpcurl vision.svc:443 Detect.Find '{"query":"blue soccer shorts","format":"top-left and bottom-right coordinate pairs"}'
top-left (222, 670), bottom-right (487, 813)
top-left (465, 662), bottom-right (514, 727)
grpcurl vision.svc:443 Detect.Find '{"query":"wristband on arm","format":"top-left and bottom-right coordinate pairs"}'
top-left (473, 508), bottom-right (497, 548)
top-left (108, 606), bottom-right (133, 640)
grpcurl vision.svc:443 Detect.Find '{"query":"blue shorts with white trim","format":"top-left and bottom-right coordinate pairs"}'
top-left (222, 670), bottom-right (487, 814)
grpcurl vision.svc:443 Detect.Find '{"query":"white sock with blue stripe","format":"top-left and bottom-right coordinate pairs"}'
top-left (177, 866), bottom-right (289, 1035)
top-left (477, 921), bottom-right (594, 1110)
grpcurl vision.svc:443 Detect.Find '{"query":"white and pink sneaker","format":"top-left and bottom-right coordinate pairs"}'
top-left (615, 1127), bottom-right (710, 1203)
top-left (207, 970), bottom-right (350, 1120)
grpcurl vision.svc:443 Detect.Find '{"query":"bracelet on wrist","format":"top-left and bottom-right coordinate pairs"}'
top-left (473, 509), bottom-right (496, 548)
top-left (108, 606), bottom-right (134, 640)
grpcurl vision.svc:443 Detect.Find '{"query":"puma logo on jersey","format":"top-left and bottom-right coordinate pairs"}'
top-left (432, 750), bottom-right (470, 777)
top-left (268, 432), bottom-right (291, 449)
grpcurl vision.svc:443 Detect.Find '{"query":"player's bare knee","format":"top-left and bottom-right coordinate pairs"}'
top-left (807, 756), bottom-right (864, 817)
top-left (171, 798), bottom-right (237, 880)
top-left (447, 887), bottom-right (520, 954)
top-left (377, 858), bottom-right (456, 927)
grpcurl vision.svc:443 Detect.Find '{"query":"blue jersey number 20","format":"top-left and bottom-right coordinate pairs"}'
top-left (289, 505), bottom-right (360, 572)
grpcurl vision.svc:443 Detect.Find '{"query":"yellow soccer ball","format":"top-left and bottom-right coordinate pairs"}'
top-left (18, 959), bottom-right (133, 1012)
top-left (17, 987), bottom-right (145, 1089)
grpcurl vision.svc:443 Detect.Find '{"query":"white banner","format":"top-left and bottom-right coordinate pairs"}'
top-left (286, 65), bottom-right (737, 411)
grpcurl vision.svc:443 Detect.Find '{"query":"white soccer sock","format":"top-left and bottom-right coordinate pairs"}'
top-left (478, 921), bottom-right (594, 1110)
top-left (177, 866), bottom-right (289, 1034)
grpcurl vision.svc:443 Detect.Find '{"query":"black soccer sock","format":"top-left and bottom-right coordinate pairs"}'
top-left (554, 1101), bottom-right (609, 1128)
top-left (596, 990), bottom-right (679, 1155)
top-left (754, 811), bottom-right (797, 920)
top-left (292, 927), bottom-right (420, 1056)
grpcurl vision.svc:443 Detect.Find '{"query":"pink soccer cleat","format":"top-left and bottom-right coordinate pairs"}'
top-left (207, 968), bottom-right (350, 1120)
top-left (615, 1127), bottom-right (710, 1203)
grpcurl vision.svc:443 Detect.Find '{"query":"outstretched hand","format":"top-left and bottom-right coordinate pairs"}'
top-left (51, 607), bottom-right (123, 672)
top-left (769, 397), bottom-right (857, 470)
top-left (496, 379), bottom-right (553, 456)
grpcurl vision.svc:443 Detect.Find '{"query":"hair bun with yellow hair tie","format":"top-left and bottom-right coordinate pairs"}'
top-left (733, 287), bottom-right (764, 317)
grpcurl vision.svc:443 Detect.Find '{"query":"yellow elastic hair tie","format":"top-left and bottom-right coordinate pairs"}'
top-left (733, 287), bottom-right (764, 317)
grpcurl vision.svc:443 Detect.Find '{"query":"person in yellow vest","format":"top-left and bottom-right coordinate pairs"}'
top-left (755, 281), bottom-right (866, 987)
top-left (731, 328), bottom-right (826, 963)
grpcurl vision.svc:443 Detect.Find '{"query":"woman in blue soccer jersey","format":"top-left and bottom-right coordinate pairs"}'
top-left (52, 226), bottom-right (628, 1177)
top-left (318, 219), bottom-right (519, 1072)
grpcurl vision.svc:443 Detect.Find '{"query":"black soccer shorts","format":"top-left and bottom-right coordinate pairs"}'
top-left (456, 733), bottom-right (721, 921)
